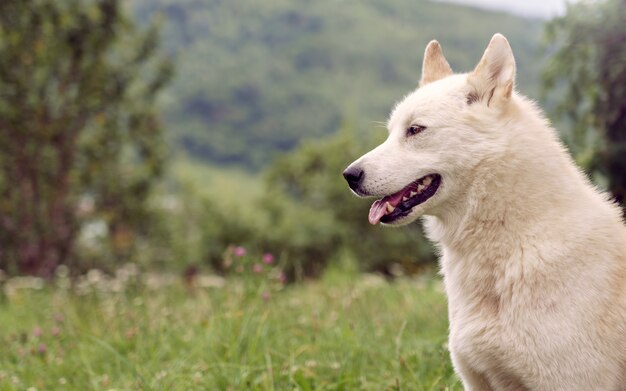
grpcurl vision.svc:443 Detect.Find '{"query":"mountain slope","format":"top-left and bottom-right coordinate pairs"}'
top-left (131, 0), bottom-right (544, 167)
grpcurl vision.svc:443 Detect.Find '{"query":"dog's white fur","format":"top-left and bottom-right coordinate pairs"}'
top-left (346, 34), bottom-right (626, 390)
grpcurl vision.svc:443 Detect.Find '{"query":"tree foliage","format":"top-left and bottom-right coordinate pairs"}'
top-left (0, 0), bottom-right (172, 276)
top-left (262, 126), bottom-right (435, 275)
top-left (543, 0), bottom-right (626, 212)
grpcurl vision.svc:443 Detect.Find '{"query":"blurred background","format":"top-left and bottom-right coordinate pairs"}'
top-left (1, 1), bottom-right (625, 388)
top-left (0, 0), bottom-right (624, 280)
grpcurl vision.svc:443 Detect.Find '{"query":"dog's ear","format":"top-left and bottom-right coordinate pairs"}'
top-left (467, 33), bottom-right (516, 106)
top-left (420, 40), bottom-right (453, 86)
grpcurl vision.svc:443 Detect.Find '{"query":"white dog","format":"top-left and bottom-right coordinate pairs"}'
top-left (343, 34), bottom-right (626, 390)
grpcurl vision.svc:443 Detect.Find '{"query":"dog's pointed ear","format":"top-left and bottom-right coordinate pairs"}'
top-left (467, 33), bottom-right (516, 106)
top-left (420, 40), bottom-right (453, 86)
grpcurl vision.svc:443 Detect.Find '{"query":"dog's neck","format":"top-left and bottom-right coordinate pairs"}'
top-left (422, 98), bottom-right (625, 315)
top-left (421, 100), bottom-right (601, 309)
top-left (424, 97), bottom-right (598, 258)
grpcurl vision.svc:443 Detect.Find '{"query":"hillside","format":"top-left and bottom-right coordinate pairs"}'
top-left (130, 0), bottom-right (545, 168)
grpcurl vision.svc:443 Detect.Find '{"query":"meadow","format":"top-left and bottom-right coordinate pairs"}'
top-left (0, 263), bottom-right (460, 390)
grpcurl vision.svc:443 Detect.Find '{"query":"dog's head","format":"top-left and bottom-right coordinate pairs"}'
top-left (343, 34), bottom-right (517, 226)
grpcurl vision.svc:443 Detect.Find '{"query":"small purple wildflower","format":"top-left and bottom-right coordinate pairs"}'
top-left (277, 271), bottom-right (287, 284)
top-left (252, 263), bottom-right (263, 274)
top-left (261, 291), bottom-right (270, 301)
top-left (262, 253), bottom-right (274, 264)
top-left (51, 327), bottom-right (61, 337)
top-left (233, 246), bottom-right (247, 257)
top-left (32, 327), bottom-right (43, 337)
top-left (37, 343), bottom-right (47, 355)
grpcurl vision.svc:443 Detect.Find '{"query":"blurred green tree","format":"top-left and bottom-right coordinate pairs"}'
top-left (0, 0), bottom-right (172, 276)
top-left (158, 127), bottom-right (435, 278)
top-left (543, 0), bottom-right (626, 214)
top-left (261, 126), bottom-right (435, 277)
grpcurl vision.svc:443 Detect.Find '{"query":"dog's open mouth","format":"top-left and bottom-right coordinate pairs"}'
top-left (368, 174), bottom-right (441, 225)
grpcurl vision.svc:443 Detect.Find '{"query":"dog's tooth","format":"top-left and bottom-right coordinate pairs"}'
top-left (417, 184), bottom-right (425, 192)
top-left (386, 202), bottom-right (395, 213)
top-left (423, 176), bottom-right (432, 186)
top-left (402, 196), bottom-right (408, 202)
top-left (409, 191), bottom-right (417, 197)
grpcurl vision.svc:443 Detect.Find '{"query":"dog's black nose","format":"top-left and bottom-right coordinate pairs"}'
top-left (343, 166), bottom-right (364, 190)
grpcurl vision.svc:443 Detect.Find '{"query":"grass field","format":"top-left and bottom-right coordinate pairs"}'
top-left (0, 268), bottom-right (460, 390)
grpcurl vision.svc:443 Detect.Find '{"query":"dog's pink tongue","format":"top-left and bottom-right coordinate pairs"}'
top-left (368, 191), bottom-right (405, 225)
top-left (368, 200), bottom-right (388, 225)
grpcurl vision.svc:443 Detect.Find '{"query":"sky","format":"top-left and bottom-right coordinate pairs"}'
top-left (435, 0), bottom-right (573, 18)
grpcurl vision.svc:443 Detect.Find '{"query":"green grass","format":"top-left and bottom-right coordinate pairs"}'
top-left (0, 272), bottom-right (460, 390)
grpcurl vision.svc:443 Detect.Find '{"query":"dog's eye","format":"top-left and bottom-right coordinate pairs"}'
top-left (406, 125), bottom-right (426, 136)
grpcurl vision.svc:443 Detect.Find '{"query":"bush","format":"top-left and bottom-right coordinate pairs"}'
top-left (261, 126), bottom-right (435, 276)
top-left (149, 126), bottom-right (435, 279)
